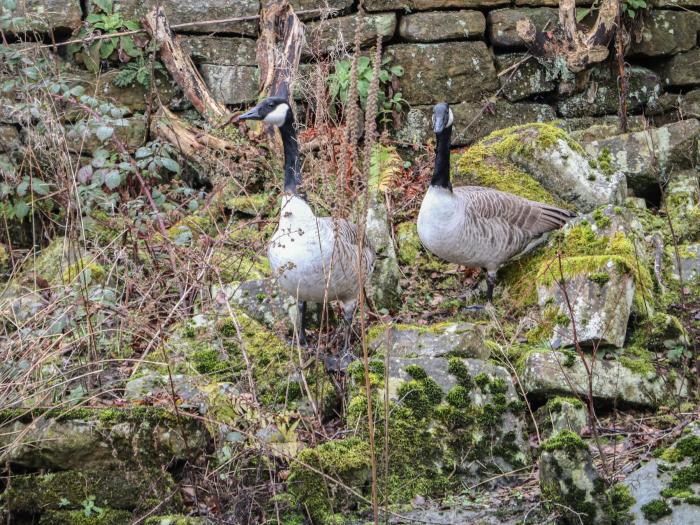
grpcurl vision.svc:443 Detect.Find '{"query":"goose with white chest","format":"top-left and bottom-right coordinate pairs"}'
top-left (417, 103), bottom-right (575, 302)
top-left (239, 97), bottom-right (375, 348)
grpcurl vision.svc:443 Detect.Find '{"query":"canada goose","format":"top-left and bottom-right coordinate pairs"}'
top-left (239, 97), bottom-right (375, 349)
top-left (417, 103), bottom-right (575, 302)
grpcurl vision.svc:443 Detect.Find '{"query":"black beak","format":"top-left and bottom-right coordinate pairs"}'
top-left (238, 106), bottom-right (262, 121)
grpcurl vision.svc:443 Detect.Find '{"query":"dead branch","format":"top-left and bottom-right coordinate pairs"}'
top-left (257, 0), bottom-right (304, 100)
top-left (142, 7), bottom-right (230, 125)
top-left (516, 0), bottom-right (619, 73)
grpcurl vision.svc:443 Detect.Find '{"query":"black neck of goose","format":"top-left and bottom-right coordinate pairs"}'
top-left (279, 110), bottom-right (301, 194)
top-left (431, 126), bottom-right (452, 190)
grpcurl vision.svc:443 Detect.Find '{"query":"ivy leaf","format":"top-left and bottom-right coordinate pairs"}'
top-left (95, 125), bottom-right (114, 142)
top-left (16, 178), bottom-right (29, 197)
top-left (104, 170), bottom-right (122, 190)
top-left (135, 147), bottom-right (152, 159)
top-left (91, 148), bottom-right (110, 168)
top-left (160, 157), bottom-right (180, 174)
top-left (32, 179), bottom-right (50, 196)
top-left (14, 200), bottom-right (29, 220)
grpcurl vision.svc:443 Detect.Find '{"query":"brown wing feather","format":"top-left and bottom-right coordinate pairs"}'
top-left (454, 186), bottom-right (575, 236)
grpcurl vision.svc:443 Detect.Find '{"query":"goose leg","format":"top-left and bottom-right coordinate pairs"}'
top-left (486, 271), bottom-right (497, 303)
top-left (297, 300), bottom-right (308, 347)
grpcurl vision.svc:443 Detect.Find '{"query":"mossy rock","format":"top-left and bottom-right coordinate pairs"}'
top-left (39, 509), bottom-right (134, 525)
top-left (288, 437), bottom-right (372, 524)
top-left (538, 397), bottom-right (587, 439)
top-left (144, 516), bottom-right (216, 525)
top-left (6, 469), bottom-right (178, 513)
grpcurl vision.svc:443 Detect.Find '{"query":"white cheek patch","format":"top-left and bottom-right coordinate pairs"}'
top-left (264, 103), bottom-right (290, 127)
top-left (447, 108), bottom-right (454, 128)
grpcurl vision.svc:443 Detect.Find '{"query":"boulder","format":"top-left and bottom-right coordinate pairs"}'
top-left (564, 116), bottom-right (648, 143)
top-left (495, 54), bottom-right (556, 102)
top-left (368, 322), bottom-right (489, 360)
top-left (398, 10), bottom-right (485, 42)
top-left (669, 244), bottom-right (700, 283)
top-left (103, 0), bottom-right (259, 35)
top-left (583, 120), bottom-right (700, 196)
top-left (663, 170), bottom-right (700, 244)
top-left (0, 408), bottom-right (207, 470)
top-left (182, 36), bottom-right (257, 66)
top-left (385, 42), bottom-right (498, 105)
top-left (304, 12), bottom-right (397, 56)
top-left (365, 0), bottom-right (508, 10)
top-left (539, 430), bottom-right (608, 525)
top-left (623, 423), bottom-right (700, 524)
top-left (629, 10), bottom-right (700, 57)
top-left (557, 66), bottom-right (661, 118)
top-left (199, 65), bottom-right (259, 105)
top-left (537, 397), bottom-right (588, 439)
top-left (213, 278), bottom-right (297, 331)
top-left (520, 350), bottom-right (680, 406)
top-left (656, 48), bottom-right (700, 87)
top-left (1, 0), bottom-right (82, 33)
top-left (487, 8), bottom-right (558, 49)
top-left (396, 101), bottom-right (556, 147)
top-left (538, 263), bottom-right (635, 349)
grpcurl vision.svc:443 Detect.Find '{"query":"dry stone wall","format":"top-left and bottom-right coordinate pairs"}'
top-left (3, 0), bottom-right (700, 145)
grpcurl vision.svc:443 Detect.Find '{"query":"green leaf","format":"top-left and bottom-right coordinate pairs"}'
top-left (104, 170), bottom-right (122, 190)
top-left (3, 0), bottom-right (17, 11)
top-left (390, 65), bottom-right (404, 77)
top-left (124, 20), bottom-right (141, 31)
top-left (16, 178), bottom-right (29, 197)
top-left (14, 200), bottom-right (29, 220)
top-left (95, 125), bottom-right (114, 142)
top-left (120, 36), bottom-right (141, 58)
top-left (576, 8), bottom-right (591, 22)
top-left (160, 157), bottom-right (180, 173)
top-left (99, 40), bottom-right (115, 59)
top-left (85, 13), bottom-right (102, 24)
top-left (135, 147), bottom-right (152, 159)
top-left (92, 0), bottom-right (113, 14)
top-left (112, 67), bottom-right (137, 87)
top-left (32, 179), bottom-right (50, 196)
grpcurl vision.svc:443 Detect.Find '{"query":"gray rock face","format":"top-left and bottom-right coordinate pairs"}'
top-left (291, 0), bottom-right (354, 18)
top-left (629, 10), bottom-right (700, 57)
top-left (396, 101), bottom-right (555, 146)
top-left (365, 0), bottom-right (508, 10)
top-left (212, 279), bottom-right (295, 329)
top-left (365, 189), bottom-right (402, 311)
top-left (537, 399), bottom-right (588, 439)
top-left (398, 10), bottom-right (485, 42)
top-left (385, 42), bottom-right (498, 105)
top-left (1, 0), bottom-right (82, 32)
top-left (670, 244), bottom-right (700, 283)
top-left (583, 119), bottom-right (700, 196)
top-left (200, 65), bottom-right (259, 105)
top-left (664, 170), bottom-right (700, 244)
top-left (0, 410), bottom-right (207, 470)
top-left (105, 0), bottom-right (259, 35)
top-left (369, 322), bottom-right (489, 360)
top-left (656, 49), bottom-right (700, 86)
top-left (182, 36), bottom-right (257, 66)
top-left (487, 8), bottom-right (558, 48)
top-left (538, 265), bottom-right (635, 349)
top-left (495, 54), bottom-right (556, 102)
top-left (304, 12), bottom-right (397, 56)
top-left (557, 66), bottom-right (661, 118)
top-left (623, 423), bottom-right (700, 524)
top-left (520, 350), bottom-right (681, 406)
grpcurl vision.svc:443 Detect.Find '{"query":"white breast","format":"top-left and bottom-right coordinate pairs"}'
top-left (268, 196), bottom-right (365, 304)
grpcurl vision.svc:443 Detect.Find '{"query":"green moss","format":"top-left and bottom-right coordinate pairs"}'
top-left (606, 483), bottom-right (635, 524)
top-left (39, 510), bottom-right (134, 525)
top-left (61, 258), bottom-right (106, 285)
top-left (457, 123), bottom-right (581, 207)
top-left (445, 385), bottom-right (471, 408)
top-left (641, 499), bottom-right (672, 522)
top-left (474, 372), bottom-right (490, 389)
top-left (144, 517), bottom-right (214, 525)
top-left (447, 358), bottom-right (473, 389)
top-left (619, 346), bottom-right (655, 376)
top-left (405, 364), bottom-right (428, 380)
top-left (190, 347), bottom-right (231, 378)
top-left (588, 272), bottom-right (610, 285)
top-left (396, 221), bottom-right (423, 265)
top-left (592, 209), bottom-right (612, 229)
top-left (288, 438), bottom-right (371, 524)
top-left (541, 430), bottom-right (587, 453)
top-left (597, 147), bottom-right (615, 176)
top-left (545, 396), bottom-right (585, 411)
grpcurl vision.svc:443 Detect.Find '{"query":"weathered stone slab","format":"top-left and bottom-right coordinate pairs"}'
top-left (366, 0), bottom-right (508, 10)
top-left (200, 65), bottom-right (259, 105)
top-left (291, 0), bottom-right (354, 19)
top-left (398, 10), bottom-right (485, 42)
top-left (385, 42), bottom-right (498, 105)
top-left (182, 36), bottom-right (257, 66)
top-left (664, 170), bottom-right (700, 244)
top-left (624, 423), bottom-right (700, 524)
top-left (538, 265), bottom-right (635, 349)
top-left (304, 12), bottom-right (397, 56)
top-left (670, 244), bottom-right (700, 283)
top-left (536, 398), bottom-right (588, 439)
top-left (1, 0), bottom-right (82, 33)
top-left (369, 322), bottom-right (489, 360)
top-left (495, 53), bottom-right (556, 102)
top-left (520, 350), bottom-right (679, 406)
top-left (557, 66), bottom-right (661, 118)
top-left (656, 49), bottom-right (700, 87)
top-left (396, 100), bottom-right (555, 146)
top-left (105, 0), bottom-right (259, 35)
top-left (629, 10), bottom-right (700, 57)
top-left (583, 119), bottom-right (700, 195)
top-left (563, 116), bottom-right (648, 143)
top-left (488, 8), bottom-right (558, 49)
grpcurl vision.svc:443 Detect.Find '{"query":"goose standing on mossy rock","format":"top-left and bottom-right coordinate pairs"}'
top-left (239, 97), bottom-right (375, 351)
top-left (417, 103), bottom-right (576, 302)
